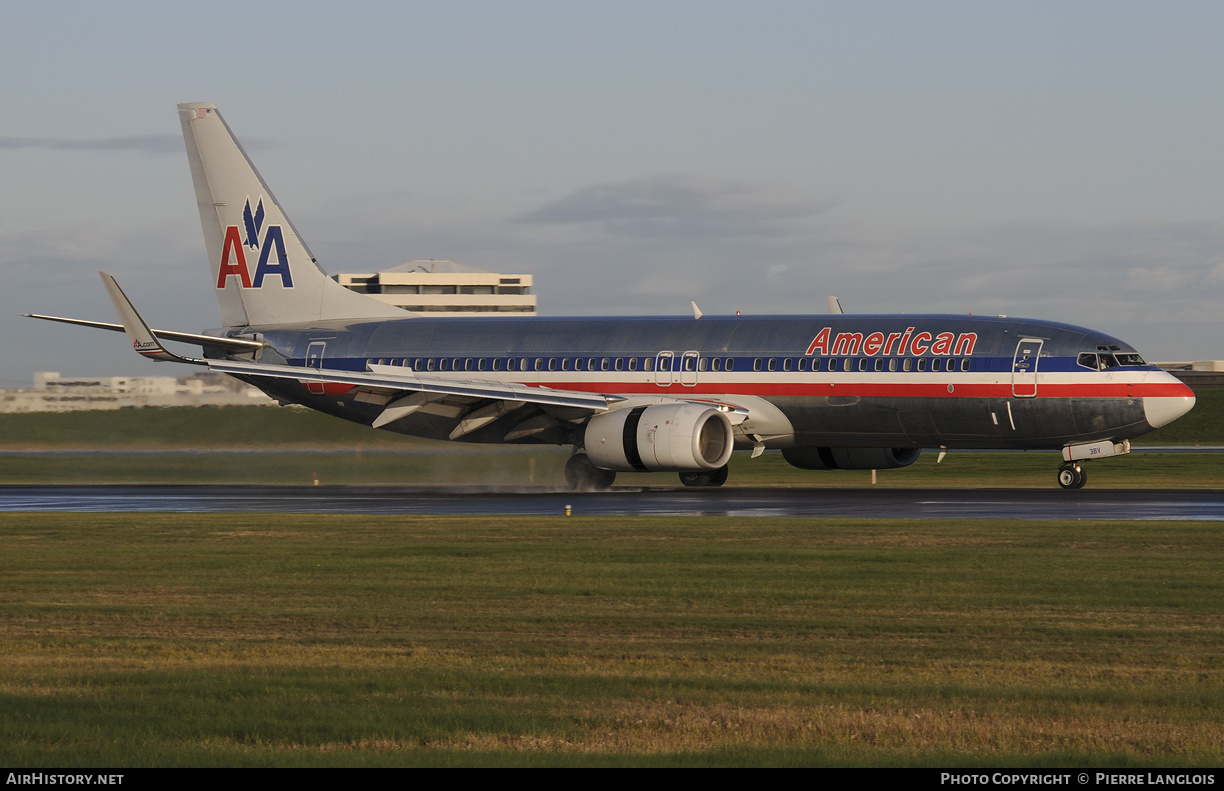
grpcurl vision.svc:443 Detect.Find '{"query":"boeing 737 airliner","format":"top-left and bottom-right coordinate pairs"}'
top-left (27, 104), bottom-right (1197, 490)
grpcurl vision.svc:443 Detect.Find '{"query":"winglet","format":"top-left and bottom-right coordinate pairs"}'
top-left (100, 272), bottom-right (203, 364)
top-left (827, 295), bottom-right (844, 314)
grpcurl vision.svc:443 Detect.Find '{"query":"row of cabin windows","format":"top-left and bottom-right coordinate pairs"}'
top-left (364, 355), bottom-right (973, 374)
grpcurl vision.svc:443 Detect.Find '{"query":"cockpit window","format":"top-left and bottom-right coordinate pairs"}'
top-left (1080, 351), bottom-right (1145, 370)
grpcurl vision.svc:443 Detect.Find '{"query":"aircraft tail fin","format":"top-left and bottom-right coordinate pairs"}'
top-left (177, 103), bottom-right (406, 328)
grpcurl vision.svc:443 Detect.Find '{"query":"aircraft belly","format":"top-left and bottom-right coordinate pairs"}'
top-left (774, 395), bottom-right (1147, 450)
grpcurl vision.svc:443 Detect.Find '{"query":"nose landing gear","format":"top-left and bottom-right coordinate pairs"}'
top-left (1057, 462), bottom-right (1088, 490)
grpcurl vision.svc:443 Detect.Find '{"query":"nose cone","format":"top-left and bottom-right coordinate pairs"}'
top-left (1143, 372), bottom-right (1196, 429)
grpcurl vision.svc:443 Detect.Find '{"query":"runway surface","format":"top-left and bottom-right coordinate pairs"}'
top-left (2, 484), bottom-right (1222, 520)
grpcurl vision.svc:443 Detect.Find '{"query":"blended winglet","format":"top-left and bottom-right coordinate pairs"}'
top-left (100, 272), bottom-right (204, 364)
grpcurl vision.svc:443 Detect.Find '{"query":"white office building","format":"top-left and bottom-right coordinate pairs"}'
top-left (333, 260), bottom-right (535, 316)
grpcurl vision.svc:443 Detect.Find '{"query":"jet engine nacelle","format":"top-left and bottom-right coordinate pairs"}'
top-left (584, 403), bottom-right (734, 472)
top-left (782, 446), bottom-right (921, 470)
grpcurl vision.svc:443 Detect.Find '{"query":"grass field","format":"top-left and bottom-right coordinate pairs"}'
top-left (2, 513), bottom-right (1222, 767)
top-left (0, 390), bottom-right (1220, 487)
top-left (0, 386), bottom-right (1221, 451)
top-left (2, 448), bottom-right (1223, 488)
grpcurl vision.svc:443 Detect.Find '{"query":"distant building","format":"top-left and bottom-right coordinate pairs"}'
top-left (333, 260), bottom-right (535, 316)
top-left (0, 372), bottom-right (273, 413)
top-left (1157, 361), bottom-right (1224, 389)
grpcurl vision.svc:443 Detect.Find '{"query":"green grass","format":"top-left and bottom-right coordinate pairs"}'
top-left (0, 405), bottom-right (432, 450)
top-left (1, 395), bottom-right (1221, 487)
top-left (1, 448), bottom-right (1222, 488)
top-left (2, 513), bottom-right (1222, 766)
top-left (0, 388), bottom-right (1221, 452)
top-left (1141, 387), bottom-right (1224, 446)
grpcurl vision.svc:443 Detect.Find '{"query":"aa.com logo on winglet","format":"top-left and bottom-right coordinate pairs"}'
top-left (215, 197), bottom-right (293, 288)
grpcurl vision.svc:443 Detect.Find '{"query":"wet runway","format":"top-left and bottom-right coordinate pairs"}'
top-left (2, 484), bottom-right (1222, 520)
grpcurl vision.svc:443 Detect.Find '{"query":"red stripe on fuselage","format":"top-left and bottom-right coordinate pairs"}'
top-left (513, 380), bottom-right (1191, 399)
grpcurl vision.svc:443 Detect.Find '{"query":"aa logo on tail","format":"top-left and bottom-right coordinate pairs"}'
top-left (216, 198), bottom-right (294, 289)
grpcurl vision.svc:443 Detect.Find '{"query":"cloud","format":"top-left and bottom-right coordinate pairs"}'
top-left (518, 173), bottom-right (837, 240)
top-left (0, 135), bottom-right (276, 155)
top-left (0, 135), bottom-right (183, 154)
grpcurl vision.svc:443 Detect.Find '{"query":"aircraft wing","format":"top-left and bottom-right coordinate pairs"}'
top-left (56, 272), bottom-right (751, 441)
top-left (22, 313), bottom-right (263, 354)
top-left (86, 271), bottom-right (617, 435)
top-left (208, 358), bottom-right (616, 413)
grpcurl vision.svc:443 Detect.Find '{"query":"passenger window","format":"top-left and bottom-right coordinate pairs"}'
top-left (615, 358), bottom-right (624, 371)
top-left (629, 357), bottom-right (638, 371)
top-left (858, 359), bottom-right (868, 372)
top-left (427, 358), bottom-right (437, 372)
top-left (506, 358), bottom-right (517, 371)
top-left (439, 359), bottom-right (450, 371)
top-left (783, 358), bottom-right (792, 372)
top-left (902, 358), bottom-right (912, 372)
top-left (492, 358), bottom-right (501, 371)
top-left (961, 358), bottom-right (970, 372)
top-left (644, 358), bottom-right (654, 372)
top-left (478, 359), bottom-right (487, 371)
top-left (874, 358), bottom-right (884, 372)
top-left (932, 359), bottom-right (942, 372)
top-left (465, 359), bottom-right (474, 371)
top-left (698, 357), bottom-right (707, 372)
top-left (754, 358), bottom-right (762, 372)
top-left (798, 358), bottom-right (806, 372)
top-left (414, 358), bottom-right (424, 370)
top-left (844, 358), bottom-right (853, 372)
top-left (726, 358), bottom-right (735, 371)
top-left (534, 358), bottom-right (543, 371)
top-left (888, 359), bottom-right (897, 372)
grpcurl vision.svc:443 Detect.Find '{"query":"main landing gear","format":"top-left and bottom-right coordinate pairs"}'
top-left (1057, 462), bottom-right (1088, 490)
top-left (564, 453), bottom-right (616, 491)
top-left (678, 465), bottom-right (729, 488)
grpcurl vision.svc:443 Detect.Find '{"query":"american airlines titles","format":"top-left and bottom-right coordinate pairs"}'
top-left (806, 326), bottom-right (977, 357)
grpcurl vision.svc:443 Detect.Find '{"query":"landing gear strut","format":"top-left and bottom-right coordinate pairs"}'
top-left (678, 465), bottom-right (729, 488)
top-left (565, 453), bottom-right (616, 491)
top-left (1057, 462), bottom-right (1087, 490)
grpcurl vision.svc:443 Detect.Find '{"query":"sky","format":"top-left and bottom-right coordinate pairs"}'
top-left (3, 1), bottom-right (1223, 385)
